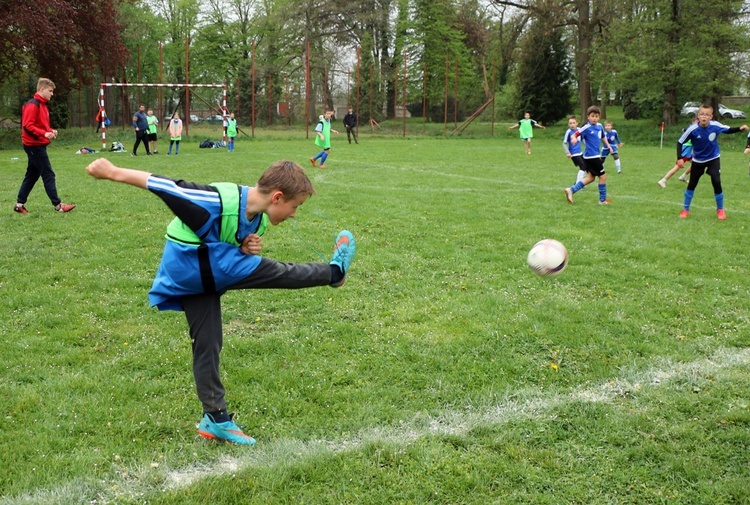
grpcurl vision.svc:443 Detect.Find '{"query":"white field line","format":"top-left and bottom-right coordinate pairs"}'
top-left (4, 347), bottom-right (748, 505)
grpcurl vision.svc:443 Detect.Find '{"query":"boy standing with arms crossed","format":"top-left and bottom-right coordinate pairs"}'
top-left (84, 158), bottom-right (356, 445)
top-left (343, 105), bottom-right (358, 144)
top-left (564, 105), bottom-right (612, 205)
top-left (146, 108), bottom-right (159, 154)
top-left (676, 104), bottom-right (748, 220)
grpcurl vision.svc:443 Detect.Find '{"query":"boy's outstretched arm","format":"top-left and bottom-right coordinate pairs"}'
top-left (85, 158), bottom-right (151, 189)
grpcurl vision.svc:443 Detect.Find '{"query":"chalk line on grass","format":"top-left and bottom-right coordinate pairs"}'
top-left (4, 347), bottom-right (748, 505)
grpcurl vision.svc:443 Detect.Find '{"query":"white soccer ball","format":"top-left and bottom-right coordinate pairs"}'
top-left (527, 239), bottom-right (568, 278)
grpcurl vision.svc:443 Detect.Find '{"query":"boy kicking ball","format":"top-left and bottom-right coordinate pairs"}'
top-left (84, 158), bottom-right (356, 445)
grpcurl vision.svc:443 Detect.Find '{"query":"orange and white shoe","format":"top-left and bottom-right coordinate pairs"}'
top-left (717, 209), bottom-right (726, 220)
top-left (330, 230), bottom-right (356, 287)
top-left (198, 413), bottom-right (255, 446)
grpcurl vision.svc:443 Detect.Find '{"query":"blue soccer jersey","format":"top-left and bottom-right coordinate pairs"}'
top-left (677, 120), bottom-right (731, 163)
top-left (145, 175), bottom-right (264, 311)
top-left (601, 130), bottom-right (621, 156)
top-left (563, 128), bottom-right (582, 157)
top-left (578, 122), bottom-right (606, 159)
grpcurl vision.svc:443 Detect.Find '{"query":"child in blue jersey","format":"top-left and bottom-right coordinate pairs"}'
top-left (84, 157), bottom-right (357, 446)
top-left (659, 118), bottom-right (698, 188)
top-left (675, 104), bottom-right (748, 220)
top-left (600, 120), bottom-right (623, 174)
top-left (564, 105), bottom-right (613, 205)
top-left (562, 115), bottom-right (586, 184)
top-left (508, 111), bottom-right (545, 155)
top-left (310, 109), bottom-right (338, 168)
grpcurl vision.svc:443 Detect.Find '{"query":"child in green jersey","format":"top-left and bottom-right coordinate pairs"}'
top-left (226, 112), bottom-right (237, 152)
top-left (508, 111), bottom-right (545, 155)
top-left (310, 109), bottom-right (338, 168)
top-left (146, 108), bottom-right (159, 154)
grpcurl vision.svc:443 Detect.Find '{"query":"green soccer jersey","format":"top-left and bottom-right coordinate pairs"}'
top-left (226, 118), bottom-right (237, 137)
top-left (518, 118), bottom-right (534, 139)
top-left (147, 114), bottom-right (158, 134)
top-left (314, 117), bottom-right (332, 149)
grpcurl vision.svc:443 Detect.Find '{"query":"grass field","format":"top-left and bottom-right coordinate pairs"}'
top-left (1, 125), bottom-right (750, 504)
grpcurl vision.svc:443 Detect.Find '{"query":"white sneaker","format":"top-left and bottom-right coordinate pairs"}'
top-left (564, 188), bottom-right (573, 204)
top-left (658, 179), bottom-right (666, 188)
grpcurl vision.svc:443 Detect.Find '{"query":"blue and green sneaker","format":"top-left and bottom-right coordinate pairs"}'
top-left (198, 413), bottom-right (256, 446)
top-left (330, 230), bottom-right (356, 287)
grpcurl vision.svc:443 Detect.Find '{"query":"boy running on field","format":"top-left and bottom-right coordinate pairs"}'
top-left (600, 120), bottom-right (623, 174)
top-left (564, 105), bottom-right (613, 205)
top-left (676, 104), bottom-right (748, 220)
top-left (310, 109), bottom-right (338, 168)
top-left (84, 158), bottom-right (356, 446)
top-left (658, 117), bottom-right (697, 188)
top-left (562, 115), bottom-right (586, 185)
top-left (508, 111), bottom-right (545, 155)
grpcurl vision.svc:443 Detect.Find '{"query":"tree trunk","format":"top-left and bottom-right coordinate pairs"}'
top-left (662, 0), bottom-right (681, 126)
top-left (576, 0), bottom-right (593, 118)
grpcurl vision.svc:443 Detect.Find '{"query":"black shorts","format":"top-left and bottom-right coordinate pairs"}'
top-left (583, 156), bottom-right (605, 177)
top-left (148, 133), bottom-right (158, 142)
top-left (571, 155), bottom-right (585, 170)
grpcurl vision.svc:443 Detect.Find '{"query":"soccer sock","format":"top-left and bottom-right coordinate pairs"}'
top-left (598, 183), bottom-right (607, 201)
top-left (683, 189), bottom-right (695, 210)
top-left (329, 264), bottom-right (344, 285)
top-left (715, 192), bottom-right (724, 210)
top-left (577, 170), bottom-right (586, 183)
top-left (207, 410), bottom-right (230, 423)
top-left (320, 152), bottom-right (328, 165)
top-left (571, 181), bottom-right (585, 194)
top-left (314, 151), bottom-right (324, 161)
top-left (615, 159), bottom-right (621, 171)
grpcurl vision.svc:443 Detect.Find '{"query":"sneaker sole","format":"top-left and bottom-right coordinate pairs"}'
top-left (330, 232), bottom-right (355, 287)
top-left (198, 429), bottom-right (256, 445)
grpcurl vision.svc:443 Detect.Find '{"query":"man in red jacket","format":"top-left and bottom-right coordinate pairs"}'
top-left (15, 78), bottom-right (75, 214)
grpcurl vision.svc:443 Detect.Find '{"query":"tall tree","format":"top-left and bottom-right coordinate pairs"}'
top-left (513, 19), bottom-right (572, 124)
top-left (0, 0), bottom-right (130, 89)
top-left (491, 0), bottom-right (617, 118)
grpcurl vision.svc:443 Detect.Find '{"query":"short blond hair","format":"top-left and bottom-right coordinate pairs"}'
top-left (37, 78), bottom-right (55, 91)
top-left (256, 160), bottom-right (316, 199)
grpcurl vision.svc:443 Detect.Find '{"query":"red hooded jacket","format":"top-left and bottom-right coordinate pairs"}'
top-left (21, 93), bottom-right (52, 147)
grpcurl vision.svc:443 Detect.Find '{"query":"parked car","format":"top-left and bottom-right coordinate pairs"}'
top-left (189, 114), bottom-right (202, 123)
top-left (680, 102), bottom-right (700, 116)
top-left (680, 102), bottom-right (746, 119)
top-left (205, 114), bottom-right (225, 123)
top-left (718, 104), bottom-right (746, 119)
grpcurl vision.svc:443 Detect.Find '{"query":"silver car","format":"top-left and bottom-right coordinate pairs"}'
top-left (680, 101), bottom-right (746, 119)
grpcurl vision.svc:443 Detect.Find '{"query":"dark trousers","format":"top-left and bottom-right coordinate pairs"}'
top-left (18, 145), bottom-right (60, 207)
top-left (687, 158), bottom-right (722, 194)
top-left (182, 258), bottom-right (332, 413)
top-left (133, 129), bottom-right (151, 155)
top-left (346, 126), bottom-right (358, 143)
